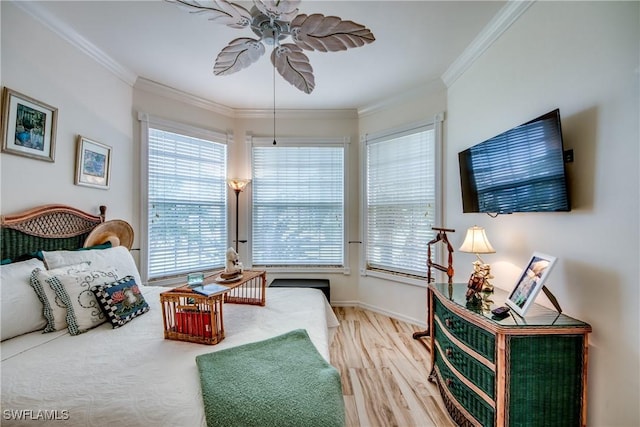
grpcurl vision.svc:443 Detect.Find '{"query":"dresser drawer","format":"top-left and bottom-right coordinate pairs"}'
top-left (434, 297), bottom-right (496, 362)
top-left (435, 358), bottom-right (495, 427)
top-left (434, 321), bottom-right (495, 399)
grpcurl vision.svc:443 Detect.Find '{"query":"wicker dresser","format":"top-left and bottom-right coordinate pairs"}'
top-left (428, 283), bottom-right (591, 427)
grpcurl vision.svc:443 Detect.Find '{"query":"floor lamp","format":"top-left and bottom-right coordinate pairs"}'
top-left (227, 178), bottom-right (251, 252)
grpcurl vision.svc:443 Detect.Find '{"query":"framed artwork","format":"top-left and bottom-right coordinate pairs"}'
top-left (1, 87), bottom-right (57, 162)
top-left (505, 252), bottom-right (557, 317)
top-left (75, 136), bottom-right (112, 189)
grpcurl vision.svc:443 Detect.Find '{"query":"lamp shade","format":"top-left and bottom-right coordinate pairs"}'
top-left (227, 178), bottom-right (251, 192)
top-left (459, 226), bottom-right (495, 254)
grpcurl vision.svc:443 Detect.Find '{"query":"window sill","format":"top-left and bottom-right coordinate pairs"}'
top-left (254, 266), bottom-right (350, 275)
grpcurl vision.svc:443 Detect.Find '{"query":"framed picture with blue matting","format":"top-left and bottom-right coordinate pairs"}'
top-left (75, 135), bottom-right (111, 189)
top-left (1, 87), bottom-right (57, 162)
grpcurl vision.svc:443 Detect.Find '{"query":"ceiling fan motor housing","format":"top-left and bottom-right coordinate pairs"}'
top-left (250, 8), bottom-right (290, 46)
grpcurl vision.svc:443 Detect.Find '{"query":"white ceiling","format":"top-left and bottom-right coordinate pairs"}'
top-left (21, 1), bottom-right (506, 111)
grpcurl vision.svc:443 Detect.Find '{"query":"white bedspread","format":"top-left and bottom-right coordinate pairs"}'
top-left (1, 286), bottom-right (338, 426)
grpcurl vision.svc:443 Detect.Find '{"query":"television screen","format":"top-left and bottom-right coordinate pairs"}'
top-left (459, 109), bottom-right (570, 213)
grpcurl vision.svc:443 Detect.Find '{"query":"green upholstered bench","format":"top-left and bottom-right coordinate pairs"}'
top-left (269, 279), bottom-right (330, 302)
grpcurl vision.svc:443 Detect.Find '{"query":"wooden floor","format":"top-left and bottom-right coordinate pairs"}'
top-left (329, 306), bottom-right (455, 427)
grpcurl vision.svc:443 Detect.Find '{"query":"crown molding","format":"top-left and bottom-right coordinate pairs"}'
top-left (234, 108), bottom-right (357, 120)
top-left (357, 79), bottom-right (446, 118)
top-left (12, 0), bottom-right (137, 86)
top-left (441, 0), bottom-right (535, 88)
top-left (135, 78), bottom-right (356, 119)
top-left (134, 78), bottom-right (236, 117)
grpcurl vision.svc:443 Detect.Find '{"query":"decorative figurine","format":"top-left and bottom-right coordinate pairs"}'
top-left (471, 260), bottom-right (494, 291)
top-left (223, 247), bottom-right (243, 279)
top-left (465, 260), bottom-right (495, 304)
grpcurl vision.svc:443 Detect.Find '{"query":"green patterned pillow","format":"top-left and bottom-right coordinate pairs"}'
top-left (91, 276), bottom-right (149, 328)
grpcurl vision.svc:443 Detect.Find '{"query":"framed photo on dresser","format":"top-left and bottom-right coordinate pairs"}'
top-left (505, 252), bottom-right (557, 317)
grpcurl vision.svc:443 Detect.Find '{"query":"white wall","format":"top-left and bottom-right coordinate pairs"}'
top-left (0, 2), bottom-right (134, 225)
top-left (446, 2), bottom-right (639, 425)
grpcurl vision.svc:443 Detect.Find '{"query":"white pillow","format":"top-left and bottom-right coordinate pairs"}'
top-left (43, 246), bottom-right (142, 287)
top-left (48, 267), bottom-right (119, 335)
top-left (1, 258), bottom-right (47, 341)
top-left (30, 263), bottom-right (91, 332)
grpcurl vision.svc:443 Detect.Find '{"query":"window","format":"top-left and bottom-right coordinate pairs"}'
top-left (143, 117), bottom-right (228, 280)
top-left (251, 137), bottom-right (346, 268)
top-left (364, 117), bottom-right (442, 278)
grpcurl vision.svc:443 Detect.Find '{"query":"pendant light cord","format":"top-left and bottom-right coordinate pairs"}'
top-left (272, 51), bottom-right (277, 146)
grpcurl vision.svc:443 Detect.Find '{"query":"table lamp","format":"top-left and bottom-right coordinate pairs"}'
top-left (459, 226), bottom-right (496, 293)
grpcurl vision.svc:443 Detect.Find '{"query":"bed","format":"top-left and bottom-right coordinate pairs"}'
top-left (0, 205), bottom-right (342, 426)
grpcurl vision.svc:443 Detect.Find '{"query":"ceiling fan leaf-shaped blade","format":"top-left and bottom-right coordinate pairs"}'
top-left (214, 38), bottom-right (266, 75)
top-left (291, 13), bottom-right (376, 52)
top-left (253, 0), bottom-right (300, 21)
top-left (166, 0), bottom-right (251, 29)
top-left (271, 43), bottom-right (315, 94)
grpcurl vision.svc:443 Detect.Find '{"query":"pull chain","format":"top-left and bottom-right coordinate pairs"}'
top-left (272, 50), bottom-right (277, 146)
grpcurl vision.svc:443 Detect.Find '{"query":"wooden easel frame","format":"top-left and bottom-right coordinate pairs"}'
top-left (413, 227), bottom-right (455, 344)
top-left (426, 227), bottom-right (455, 285)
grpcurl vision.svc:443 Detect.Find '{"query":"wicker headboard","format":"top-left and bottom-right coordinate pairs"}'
top-left (1, 204), bottom-right (106, 260)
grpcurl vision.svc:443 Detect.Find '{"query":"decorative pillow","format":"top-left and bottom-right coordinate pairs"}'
top-left (30, 262), bottom-right (91, 332)
top-left (43, 246), bottom-right (142, 286)
top-left (48, 267), bottom-right (119, 335)
top-left (91, 276), bottom-right (149, 328)
top-left (1, 258), bottom-right (47, 341)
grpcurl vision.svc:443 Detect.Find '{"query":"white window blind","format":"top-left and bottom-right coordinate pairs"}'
top-left (147, 128), bottom-right (227, 279)
top-left (252, 144), bottom-right (344, 266)
top-left (365, 124), bottom-right (437, 277)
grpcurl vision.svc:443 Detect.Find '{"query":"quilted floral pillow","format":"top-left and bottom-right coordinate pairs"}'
top-left (91, 276), bottom-right (149, 328)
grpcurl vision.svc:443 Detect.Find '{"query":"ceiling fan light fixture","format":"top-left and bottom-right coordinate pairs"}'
top-left (168, 0), bottom-right (375, 94)
top-left (254, 0), bottom-right (300, 22)
top-left (250, 7), bottom-right (289, 45)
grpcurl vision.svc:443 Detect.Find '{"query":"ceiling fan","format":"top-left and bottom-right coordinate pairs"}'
top-left (167, 0), bottom-right (375, 94)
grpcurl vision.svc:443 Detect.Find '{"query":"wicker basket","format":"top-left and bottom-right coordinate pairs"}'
top-left (160, 286), bottom-right (225, 345)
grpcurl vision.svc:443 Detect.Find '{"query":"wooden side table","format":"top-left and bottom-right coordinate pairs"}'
top-left (160, 270), bottom-right (266, 345)
top-left (205, 269), bottom-right (266, 306)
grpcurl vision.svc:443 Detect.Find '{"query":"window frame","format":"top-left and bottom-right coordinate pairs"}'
top-left (139, 112), bottom-right (230, 285)
top-left (248, 135), bottom-right (350, 273)
top-left (361, 113), bottom-right (445, 287)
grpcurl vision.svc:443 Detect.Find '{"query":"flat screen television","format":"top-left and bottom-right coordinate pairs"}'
top-left (458, 109), bottom-right (570, 213)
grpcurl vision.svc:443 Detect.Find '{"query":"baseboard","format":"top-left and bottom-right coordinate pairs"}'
top-left (330, 300), bottom-right (427, 329)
